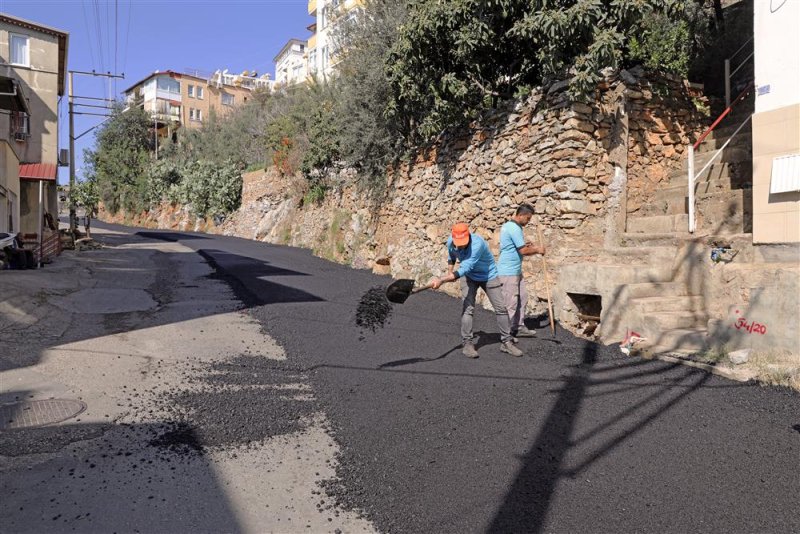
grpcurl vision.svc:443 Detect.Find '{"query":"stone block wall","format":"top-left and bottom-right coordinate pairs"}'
top-left (365, 69), bottom-right (706, 307)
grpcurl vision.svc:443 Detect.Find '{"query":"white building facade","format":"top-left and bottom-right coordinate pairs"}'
top-left (274, 39), bottom-right (308, 87)
top-left (306, 0), bottom-right (363, 80)
top-left (751, 0), bottom-right (800, 243)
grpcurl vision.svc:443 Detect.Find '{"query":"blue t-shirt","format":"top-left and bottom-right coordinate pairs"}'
top-left (446, 233), bottom-right (498, 282)
top-left (497, 220), bottom-right (526, 276)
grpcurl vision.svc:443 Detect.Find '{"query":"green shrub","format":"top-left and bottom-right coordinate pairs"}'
top-left (303, 183), bottom-right (327, 206)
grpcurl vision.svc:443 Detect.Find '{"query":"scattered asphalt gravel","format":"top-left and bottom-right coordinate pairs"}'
top-left (150, 356), bottom-right (316, 454)
top-left (355, 287), bottom-right (395, 335)
top-left (92, 223), bottom-right (800, 533)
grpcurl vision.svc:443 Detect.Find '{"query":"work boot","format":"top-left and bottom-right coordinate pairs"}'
top-left (500, 341), bottom-right (523, 357)
top-left (462, 343), bottom-right (479, 358)
top-left (515, 326), bottom-right (537, 338)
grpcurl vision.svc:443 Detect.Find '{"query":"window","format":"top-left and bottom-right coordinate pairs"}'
top-left (196, 86), bottom-right (204, 99)
top-left (292, 65), bottom-right (302, 80)
top-left (196, 109), bottom-right (202, 121)
top-left (10, 111), bottom-right (29, 138)
top-left (321, 46), bottom-right (329, 72)
top-left (10, 33), bottom-right (29, 67)
top-left (308, 49), bottom-right (317, 73)
top-left (156, 76), bottom-right (180, 94)
top-left (189, 108), bottom-right (195, 120)
top-left (188, 85), bottom-right (194, 97)
top-left (320, 6), bottom-right (328, 29)
top-left (221, 93), bottom-right (234, 106)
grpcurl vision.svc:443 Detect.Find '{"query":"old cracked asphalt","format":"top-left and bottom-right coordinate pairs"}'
top-left (7, 221), bottom-right (800, 533)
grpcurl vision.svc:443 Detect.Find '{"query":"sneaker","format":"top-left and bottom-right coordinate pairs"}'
top-left (500, 341), bottom-right (523, 357)
top-left (515, 326), bottom-right (537, 338)
top-left (462, 343), bottom-right (479, 358)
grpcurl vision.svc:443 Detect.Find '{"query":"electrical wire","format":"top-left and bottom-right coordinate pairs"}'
top-left (80, 0), bottom-right (97, 72)
top-left (92, 0), bottom-right (106, 100)
top-left (114, 0), bottom-right (119, 97)
top-left (105, 0), bottom-right (112, 100)
top-left (122, 0), bottom-right (133, 76)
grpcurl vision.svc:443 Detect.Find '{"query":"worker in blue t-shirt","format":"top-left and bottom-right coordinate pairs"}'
top-left (429, 223), bottom-right (523, 358)
top-left (497, 204), bottom-right (546, 338)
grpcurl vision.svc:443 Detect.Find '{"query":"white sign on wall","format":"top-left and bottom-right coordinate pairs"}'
top-left (754, 0), bottom-right (800, 113)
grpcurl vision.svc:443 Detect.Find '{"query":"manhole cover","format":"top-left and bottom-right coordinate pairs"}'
top-left (0, 399), bottom-right (86, 430)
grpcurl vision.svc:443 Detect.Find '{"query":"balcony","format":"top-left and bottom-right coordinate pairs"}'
top-left (208, 70), bottom-right (274, 92)
top-left (145, 99), bottom-right (180, 125)
top-left (125, 94), bottom-right (144, 110)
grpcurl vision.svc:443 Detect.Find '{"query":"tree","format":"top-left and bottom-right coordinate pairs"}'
top-left (387, 0), bottom-right (711, 145)
top-left (70, 177), bottom-right (100, 238)
top-left (302, 98), bottom-right (341, 180)
top-left (85, 105), bottom-right (153, 214)
top-left (332, 0), bottom-right (409, 192)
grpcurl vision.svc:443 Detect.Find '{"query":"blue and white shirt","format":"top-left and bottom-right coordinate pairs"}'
top-left (497, 220), bottom-right (526, 276)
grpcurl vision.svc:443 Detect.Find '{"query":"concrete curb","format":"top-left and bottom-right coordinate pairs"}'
top-left (642, 352), bottom-right (757, 383)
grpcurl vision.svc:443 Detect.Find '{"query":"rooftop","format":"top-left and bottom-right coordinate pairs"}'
top-left (273, 39), bottom-right (308, 63)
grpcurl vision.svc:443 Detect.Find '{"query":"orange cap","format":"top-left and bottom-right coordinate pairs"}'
top-left (451, 223), bottom-right (470, 247)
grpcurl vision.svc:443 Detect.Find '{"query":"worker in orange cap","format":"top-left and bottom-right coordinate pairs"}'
top-left (429, 223), bottom-right (523, 358)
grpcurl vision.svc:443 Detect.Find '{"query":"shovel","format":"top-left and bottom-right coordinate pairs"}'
top-left (385, 279), bottom-right (434, 304)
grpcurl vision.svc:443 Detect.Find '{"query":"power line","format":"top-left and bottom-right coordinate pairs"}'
top-left (114, 0), bottom-right (119, 97)
top-left (92, 0), bottom-right (104, 72)
top-left (105, 0), bottom-right (112, 100)
top-left (122, 0), bottom-right (132, 75)
top-left (92, 0), bottom-right (106, 99)
top-left (80, 0), bottom-right (97, 72)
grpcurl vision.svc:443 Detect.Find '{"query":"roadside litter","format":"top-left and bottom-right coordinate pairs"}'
top-left (620, 330), bottom-right (646, 355)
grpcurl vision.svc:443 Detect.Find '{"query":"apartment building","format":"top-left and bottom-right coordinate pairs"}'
top-left (274, 39), bottom-right (307, 87)
top-left (306, 0), bottom-right (363, 80)
top-left (183, 70), bottom-right (268, 128)
top-left (123, 69), bottom-right (272, 146)
top-left (0, 13), bottom-right (67, 240)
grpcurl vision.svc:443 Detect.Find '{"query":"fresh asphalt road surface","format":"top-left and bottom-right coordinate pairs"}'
top-left (99, 222), bottom-right (800, 533)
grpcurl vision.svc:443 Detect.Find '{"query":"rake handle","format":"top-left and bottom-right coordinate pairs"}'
top-left (536, 226), bottom-right (556, 335)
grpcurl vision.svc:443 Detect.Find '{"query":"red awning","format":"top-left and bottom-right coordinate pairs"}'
top-left (19, 163), bottom-right (57, 182)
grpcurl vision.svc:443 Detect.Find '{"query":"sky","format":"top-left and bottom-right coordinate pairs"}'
top-left (0, 0), bottom-right (313, 183)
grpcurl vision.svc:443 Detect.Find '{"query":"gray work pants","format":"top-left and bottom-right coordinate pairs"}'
top-left (460, 276), bottom-right (512, 345)
top-left (498, 274), bottom-right (528, 332)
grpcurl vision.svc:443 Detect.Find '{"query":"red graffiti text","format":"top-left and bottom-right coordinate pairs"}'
top-left (734, 317), bottom-right (767, 335)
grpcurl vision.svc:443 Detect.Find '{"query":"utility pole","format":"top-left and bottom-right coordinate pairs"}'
top-left (68, 71), bottom-right (75, 234)
top-left (68, 70), bottom-right (124, 236)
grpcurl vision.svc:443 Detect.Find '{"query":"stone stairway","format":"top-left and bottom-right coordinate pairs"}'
top-left (595, 104), bottom-right (754, 355)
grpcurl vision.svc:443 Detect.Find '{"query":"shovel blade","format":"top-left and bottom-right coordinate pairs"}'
top-left (386, 279), bottom-right (415, 304)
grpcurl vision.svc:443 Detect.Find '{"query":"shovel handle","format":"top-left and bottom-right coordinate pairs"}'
top-left (412, 284), bottom-right (433, 294)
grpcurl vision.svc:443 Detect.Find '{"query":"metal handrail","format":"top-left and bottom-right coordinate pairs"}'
top-left (725, 36), bottom-right (754, 107)
top-left (694, 83), bottom-right (753, 149)
top-left (687, 83), bottom-right (754, 233)
top-left (729, 36), bottom-right (754, 62)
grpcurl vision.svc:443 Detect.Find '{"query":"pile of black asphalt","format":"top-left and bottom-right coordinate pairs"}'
top-left (128, 227), bottom-right (800, 533)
